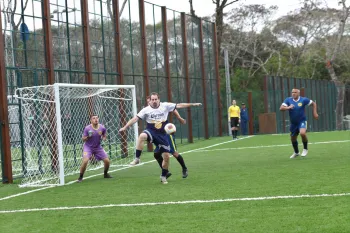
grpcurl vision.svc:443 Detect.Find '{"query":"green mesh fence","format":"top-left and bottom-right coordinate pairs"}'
top-left (1, 0), bottom-right (220, 181)
top-left (231, 77), bottom-right (350, 135)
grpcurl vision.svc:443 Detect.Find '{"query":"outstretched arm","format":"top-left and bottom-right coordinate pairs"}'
top-left (176, 103), bottom-right (202, 108)
top-left (173, 109), bottom-right (186, 124)
top-left (119, 116), bottom-right (139, 132)
top-left (310, 102), bottom-right (318, 119)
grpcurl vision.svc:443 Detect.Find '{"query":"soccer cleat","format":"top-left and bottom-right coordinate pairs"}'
top-left (166, 172), bottom-right (172, 179)
top-left (182, 169), bottom-right (188, 178)
top-left (301, 149), bottom-right (308, 157)
top-left (160, 176), bottom-right (168, 184)
top-left (77, 178), bottom-right (83, 183)
top-left (104, 173), bottom-right (113, 178)
top-left (290, 153), bottom-right (300, 159)
top-left (129, 158), bottom-right (140, 165)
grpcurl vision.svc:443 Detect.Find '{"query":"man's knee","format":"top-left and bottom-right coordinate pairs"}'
top-left (162, 152), bottom-right (170, 160)
top-left (103, 158), bottom-right (110, 164)
top-left (139, 132), bottom-right (148, 141)
top-left (300, 131), bottom-right (307, 137)
top-left (154, 151), bottom-right (162, 161)
top-left (82, 157), bottom-right (90, 165)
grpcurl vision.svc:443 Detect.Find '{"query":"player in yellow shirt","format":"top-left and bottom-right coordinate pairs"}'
top-left (228, 100), bottom-right (240, 140)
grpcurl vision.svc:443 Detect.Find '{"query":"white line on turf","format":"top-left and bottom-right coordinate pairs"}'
top-left (1, 192), bottom-right (349, 214)
top-left (0, 187), bottom-right (52, 201)
top-left (0, 136), bottom-right (254, 201)
top-left (192, 140), bottom-right (350, 153)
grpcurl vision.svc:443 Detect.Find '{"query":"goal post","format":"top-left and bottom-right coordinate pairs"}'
top-left (15, 83), bottom-right (138, 187)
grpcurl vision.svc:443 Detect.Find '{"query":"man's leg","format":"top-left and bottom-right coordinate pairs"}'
top-left (160, 152), bottom-right (170, 184)
top-left (154, 151), bottom-right (172, 179)
top-left (290, 125), bottom-right (299, 159)
top-left (78, 157), bottom-right (90, 182)
top-left (173, 152), bottom-right (188, 178)
top-left (234, 127), bottom-right (238, 139)
top-left (233, 118), bottom-right (239, 139)
top-left (102, 157), bottom-right (112, 178)
top-left (168, 134), bottom-right (187, 178)
top-left (231, 126), bottom-right (235, 139)
top-left (130, 132), bottom-right (148, 165)
top-left (154, 150), bottom-right (163, 169)
top-left (94, 148), bottom-right (112, 178)
top-left (78, 148), bottom-right (92, 182)
top-left (299, 126), bottom-right (308, 156)
top-left (243, 121), bottom-right (248, 135)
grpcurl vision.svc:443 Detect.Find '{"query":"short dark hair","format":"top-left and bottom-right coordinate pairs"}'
top-left (90, 114), bottom-right (98, 119)
top-left (150, 92), bottom-right (159, 99)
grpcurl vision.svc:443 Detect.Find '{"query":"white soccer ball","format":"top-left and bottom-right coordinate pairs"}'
top-left (164, 123), bottom-right (176, 134)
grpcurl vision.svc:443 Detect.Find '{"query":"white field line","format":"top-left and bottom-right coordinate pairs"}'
top-left (192, 140), bottom-right (350, 153)
top-left (1, 192), bottom-right (349, 214)
top-left (0, 136), bottom-right (254, 201)
top-left (271, 130), bottom-right (350, 136)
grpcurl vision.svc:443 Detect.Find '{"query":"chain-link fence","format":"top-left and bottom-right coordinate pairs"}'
top-left (227, 77), bottom-right (350, 135)
top-left (0, 0), bottom-right (222, 182)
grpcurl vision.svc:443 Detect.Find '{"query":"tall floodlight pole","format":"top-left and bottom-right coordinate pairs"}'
top-left (224, 49), bottom-right (231, 136)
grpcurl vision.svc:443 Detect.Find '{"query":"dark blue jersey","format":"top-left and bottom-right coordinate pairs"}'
top-left (282, 97), bottom-right (312, 124)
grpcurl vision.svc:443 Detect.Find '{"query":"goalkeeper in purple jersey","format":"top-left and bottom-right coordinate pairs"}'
top-left (77, 115), bottom-right (112, 182)
top-left (280, 88), bottom-right (319, 159)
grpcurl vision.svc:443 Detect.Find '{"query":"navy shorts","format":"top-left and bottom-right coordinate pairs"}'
top-left (290, 121), bottom-right (307, 136)
top-left (143, 129), bottom-right (171, 153)
top-left (154, 134), bottom-right (177, 154)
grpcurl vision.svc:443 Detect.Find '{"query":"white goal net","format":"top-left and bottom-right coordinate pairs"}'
top-left (15, 83), bottom-right (138, 187)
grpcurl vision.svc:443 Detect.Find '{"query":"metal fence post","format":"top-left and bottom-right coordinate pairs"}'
top-left (181, 13), bottom-right (193, 143)
top-left (0, 4), bottom-right (13, 183)
top-left (198, 19), bottom-right (209, 139)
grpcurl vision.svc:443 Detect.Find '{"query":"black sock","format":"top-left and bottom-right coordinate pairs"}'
top-left (292, 141), bottom-right (299, 154)
top-left (161, 168), bottom-right (169, 177)
top-left (234, 130), bottom-right (238, 137)
top-left (176, 154), bottom-right (187, 170)
top-left (104, 165), bottom-right (109, 175)
top-left (231, 130), bottom-right (234, 138)
top-left (303, 140), bottom-right (308, 150)
top-left (135, 149), bottom-right (142, 159)
top-left (79, 173), bottom-right (84, 179)
top-left (154, 152), bottom-right (163, 169)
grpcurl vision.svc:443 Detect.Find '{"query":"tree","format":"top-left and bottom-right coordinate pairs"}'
top-left (212, 0), bottom-right (240, 54)
top-left (188, 0), bottom-right (240, 53)
top-left (300, 0), bottom-right (350, 129)
top-left (273, 3), bottom-right (339, 78)
top-left (223, 5), bottom-right (279, 90)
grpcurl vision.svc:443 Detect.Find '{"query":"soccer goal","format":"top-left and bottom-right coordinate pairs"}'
top-left (15, 83), bottom-right (138, 187)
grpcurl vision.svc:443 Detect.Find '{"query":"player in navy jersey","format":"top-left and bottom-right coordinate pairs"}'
top-left (119, 92), bottom-right (201, 184)
top-left (280, 88), bottom-right (318, 158)
top-left (145, 96), bottom-right (189, 179)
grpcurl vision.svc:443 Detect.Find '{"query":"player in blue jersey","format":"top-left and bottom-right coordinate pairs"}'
top-left (280, 88), bottom-right (318, 158)
top-left (119, 92), bottom-right (201, 184)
